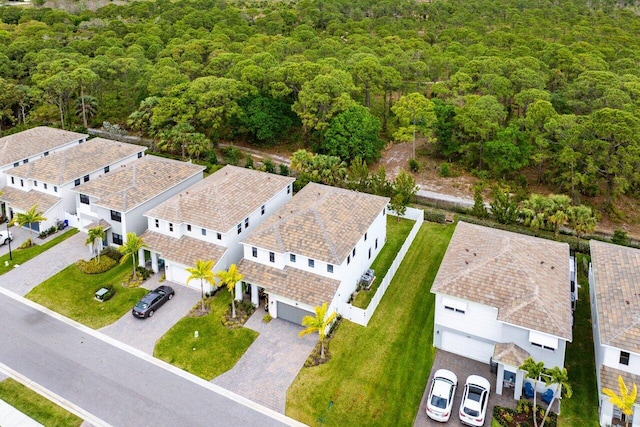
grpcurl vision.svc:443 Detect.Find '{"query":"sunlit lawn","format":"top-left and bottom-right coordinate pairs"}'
top-left (286, 223), bottom-right (454, 426)
top-left (0, 228), bottom-right (78, 275)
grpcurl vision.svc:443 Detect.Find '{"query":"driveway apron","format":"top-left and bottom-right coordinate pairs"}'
top-left (212, 310), bottom-right (316, 413)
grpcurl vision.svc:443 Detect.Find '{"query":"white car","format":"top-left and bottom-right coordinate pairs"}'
top-left (459, 375), bottom-right (491, 426)
top-left (426, 369), bottom-right (458, 422)
top-left (0, 230), bottom-right (12, 246)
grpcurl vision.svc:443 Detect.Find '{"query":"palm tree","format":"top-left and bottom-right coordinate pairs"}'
top-left (74, 95), bottom-right (98, 127)
top-left (540, 366), bottom-right (572, 427)
top-left (118, 232), bottom-right (146, 278)
top-left (215, 264), bottom-right (244, 318)
top-left (547, 194), bottom-right (571, 239)
top-left (520, 357), bottom-right (546, 427)
top-left (603, 375), bottom-right (637, 427)
top-left (85, 226), bottom-right (105, 262)
top-left (10, 205), bottom-right (47, 239)
top-left (568, 205), bottom-right (597, 246)
top-left (186, 259), bottom-right (216, 314)
top-left (299, 302), bottom-right (337, 359)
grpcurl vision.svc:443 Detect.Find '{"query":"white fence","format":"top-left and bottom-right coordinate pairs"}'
top-left (338, 206), bottom-right (424, 326)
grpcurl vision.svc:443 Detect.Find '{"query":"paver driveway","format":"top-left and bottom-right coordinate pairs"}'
top-left (212, 309), bottom-right (316, 413)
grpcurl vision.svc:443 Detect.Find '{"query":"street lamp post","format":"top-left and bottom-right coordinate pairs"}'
top-left (6, 221), bottom-right (12, 261)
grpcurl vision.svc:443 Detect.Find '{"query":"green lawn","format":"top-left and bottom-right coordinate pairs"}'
top-left (286, 222), bottom-right (454, 426)
top-left (154, 290), bottom-right (259, 380)
top-left (559, 254), bottom-right (599, 426)
top-left (352, 216), bottom-right (415, 309)
top-left (0, 228), bottom-right (78, 275)
top-left (0, 378), bottom-right (82, 427)
top-left (26, 262), bottom-right (148, 329)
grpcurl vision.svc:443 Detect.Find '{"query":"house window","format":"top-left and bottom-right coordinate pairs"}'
top-left (201, 228), bottom-right (206, 236)
top-left (261, 205), bottom-right (265, 215)
top-left (13, 162), bottom-right (19, 167)
top-left (368, 248), bottom-right (371, 259)
top-left (138, 152), bottom-right (143, 158)
top-left (23, 159), bottom-right (28, 164)
top-left (110, 210), bottom-right (122, 222)
top-left (353, 248), bottom-right (356, 257)
top-left (84, 174), bottom-right (90, 182)
top-left (245, 218), bottom-right (249, 229)
top-left (365, 232), bottom-right (368, 241)
top-left (620, 351), bottom-right (630, 366)
top-left (169, 223), bottom-right (173, 232)
top-left (187, 224), bottom-right (192, 232)
top-left (383, 208), bottom-right (386, 215)
top-left (54, 186), bottom-right (58, 192)
top-left (112, 233), bottom-right (123, 245)
top-left (327, 264), bottom-right (333, 273)
top-left (74, 178), bottom-right (81, 186)
top-left (308, 259), bottom-right (314, 268)
top-left (217, 232), bottom-right (221, 240)
top-left (290, 254), bottom-right (296, 263)
top-left (443, 297), bottom-right (467, 314)
top-left (155, 219), bottom-right (159, 228)
top-left (252, 247), bottom-right (258, 258)
top-left (44, 183), bottom-right (48, 189)
top-left (44, 151), bottom-right (49, 156)
top-left (287, 185), bottom-right (291, 194)
top-left (34, 180), bottom-right (38, 187)
top-left (104, 166), bottom-right (109, 173)
top-left (10, 177), bottom-right (14, 184)
top-left (237, 224), bottom-right (242, 234)
top-left (269, 252), bottom-right (275, 263)
top-left (80, 194), bottom-right (90, 205)
top-left (347, 255), bottom-right (350, 265)
top-left (20, 179), bottom-right (23, 187)
top-left (375, 238), bottom-right (378, 249)
top-left (529, 331), bottom-right (558, 351)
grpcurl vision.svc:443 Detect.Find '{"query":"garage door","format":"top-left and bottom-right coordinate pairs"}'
top-left (441, 331), bottom-right (495, 363)
top-left (277, 302), bottom-right (313, 326)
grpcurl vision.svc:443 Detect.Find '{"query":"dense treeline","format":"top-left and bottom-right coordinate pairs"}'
top-left (1, 0), bottom-right (640, 209)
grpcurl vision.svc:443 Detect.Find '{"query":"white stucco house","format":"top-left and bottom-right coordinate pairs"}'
top-left (138, 165), bottom-right (295, 290)
top-left (72, 155), bottom-right (204, 247)
top-left (0, 127), bottom-right (88, 217)
top-left (590, 240), bottom-right (640, 427)
top-left (237, 182), bottom-right (389, 325)
top-left (431, 222), bottom-right (573, 400)
top-left (0, 138), bottom-right (145, 233)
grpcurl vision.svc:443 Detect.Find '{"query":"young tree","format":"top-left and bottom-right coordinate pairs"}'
top-left (298, 302), bottom-right (337, 359)
top-left (215, 264), bottom-right (244, 319)
top-left (391, 92), bottom-right (436, 158)
top-left (603, 375), bottom-right (637, 427)
top-left (490, 187), bottom-right (520, 225)
top-left (10, 205), bottom-right (47, 239)
top-left (520, 357), bottom-right (546, 427)
top-left (547, 194), bottom-right (572, 239)
top-left (85, 226), bottom-right (105, 262)
top-left (540, 366), bottom-right (572, 427)
top-left (186, 259), bottom-right (216, 314)
top-left (568, 205), bottom-right (597, 246)
top-left (118, 232), bottom-right (146, 278)
top-left (322, 106), bottom-right (384, 164)
top-left (391, 170), bottom-right (418, 221)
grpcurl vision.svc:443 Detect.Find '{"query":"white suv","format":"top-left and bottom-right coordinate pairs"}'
top-left (0, 230), bottom-right (13, 245)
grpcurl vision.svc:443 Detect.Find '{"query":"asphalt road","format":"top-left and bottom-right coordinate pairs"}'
top-left (0, 290), bottom-right (299, 427)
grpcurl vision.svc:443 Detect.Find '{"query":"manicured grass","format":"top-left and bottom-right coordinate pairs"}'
top-left (154, 291), bottom-right (259, 380)
top-left (0, 378), bottom-right (82, 427)
top-left (352, 216), bottom-right (415, 309)
top-left (0, 228), bottom-right (78, 275)
top-left (286, 223), bottom-right (454, 426)
top-left (559, 254), bottom-right (599, 426)
top-left (26, 262), bottom-right (148, 329)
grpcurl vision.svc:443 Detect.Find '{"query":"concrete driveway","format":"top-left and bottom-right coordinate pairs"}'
top-left (100, 275), bottom-right (200, 355)
top-left (414, 350), bottom-right (516, 427)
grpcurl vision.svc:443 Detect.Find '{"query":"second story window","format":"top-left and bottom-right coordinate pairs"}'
top-left (34, 180), bottom-right (38, 187)
top-left (252, 247), bottom-right (258, 258)
top-left (10, 177), bottom-right (14, 184)
top-left (44, 183), bottom-right (48, 190)
top-left (327, 264), bottom-right (333, 273)
top-left (75, 178), bottom-right (81, 186)
top-left (80, 194), bottom-right (90, 205)
top-left (53, 186), bottom-right (58, 192)
top-left (290, 254), bottom-right (296, 263)
top-left (245, 218), bottom-right (249, 229)
top-left (111, 210), bottom-right (122, 222)
top-left (261, 205), bottom-right (265, 215)
top-left (269, 252), bottom-right (275, 263)
top-left (23, 159), bottom-right (28, 164)
top-left (104, 166), bottom-right (110, 173)
top-left (155, 219), bottom-right (159, 228)
top-left (112, 233), bottom-right (123, 245)
top-left (237, 224), bottom-right (242, 235)
top-left (13, 162), bottom-right (18, 167)
top-left (201, 228), bottom-right (207, 236)
top-left (138, 152), bottom-right (143, 158)
top-left (20, 179), bottom-right (23, 187)
top-left (308, 259), bottom-right (315, 268)
top-left (169, 223), bottom-right (173, 232)
top-left (187, 224), bottom-right (192, 232)
top-left (217, 232), bottom-right (222, 240)
top-left (84, 174), bottom-right (90, 182)
top-left (620, 351), bottom-right (630, 366)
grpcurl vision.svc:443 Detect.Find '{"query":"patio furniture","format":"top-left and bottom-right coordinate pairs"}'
top-left (524, 382), bottom-right (535, 399)
top-left (542, 388), bottom-right (554, 404)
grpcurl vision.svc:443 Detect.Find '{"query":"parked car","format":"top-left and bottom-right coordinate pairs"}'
top-left (132, 286), bottom-right (175, 318)
top-left (426, 369), bottom-right (458, 422)
top-left (459, 375), bottom-right (491, 426)
top-left (0, 230), bottom-right (12, 246)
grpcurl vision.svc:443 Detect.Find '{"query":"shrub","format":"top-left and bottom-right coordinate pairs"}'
top-left (17, 238), bottom-right (33, 249)
top-left (136, 266), bottom-right (152, 280)
top-left (100, 246), bottom-right (122, 262)
top-left (95, 285), bottom-right (116, 302)
top-left (244, 153), bottom-right (254, 169)
top-left (279, 163), bottom-right (289, 176)
top-left (39, 225), bottom-right (58, 239)
top-left (440, 163), bottom-right (451, 177)
top-left (423, 209), bottom-right (447, 224)
top-left (611, 229), bottom-right (630, 246)
top-left (408, 157), bottom-right (420, 172)
top-left (262, 313), bottom-right (273, 323)
top-left (221, 146), bottom-right (241, 165)
top-left (208, 149), bottom-right (218, 165)
top-left (262, 158), bottom-right (276, 173)
top-left (76, 256), bottom-right (117, 274)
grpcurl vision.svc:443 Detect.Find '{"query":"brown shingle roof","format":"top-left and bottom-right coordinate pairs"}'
top-left (244, 183), bottom-right (389, 264)
top-left (237, 258), bottom-right (340, 307)
top-left (73, 156), bottom-right (204, 212)
top-left (145, 165), bottom-right (295, 233)
top-left (590, 240), bottom-right (640, 354)
top-left (0, 127), bottom-right (87, 167)
top-left (140, 230), bottom-right (226, 267)
top-left (0, 186), bottom-right (61, 212)
top-left (431, 222), bottom-right (572, 340)
top-left (8, 138), bottom-right (145, 185)
top-left (600, 365), bottom-right (640, 404)
top-left (493, 343), bottom-right (530, 367)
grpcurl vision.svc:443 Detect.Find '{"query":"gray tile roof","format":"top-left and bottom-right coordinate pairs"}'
top-left (0, 127), bottom-right (87, 167)
top-left (8, 138), bottom-right (145, 185)
top-left (600, 365), bottom-right (640, 404)
top-left (73, 156), bottom-right (204, 212)
top-left (145, 165), bottom-right (295, 233)
top-left (431, 222), bottom-right (572, 340)
top-left (0, 186), bottom-right (61, 212)
top-left (244, 183), bottom-right (389, 264)
top-left (84, 219), bottom-right (111, 232)
top-left (590, 240), bottom-right (640, 354)
top-left (493, 343), bottom-right (530, 367)
top-left (237, 258), bottom-right (341, 307)
top-left (140, 230), bottom-right (226, 268)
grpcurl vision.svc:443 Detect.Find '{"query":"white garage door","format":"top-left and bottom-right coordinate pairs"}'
top-left (441, 331), bottom-right (495, 363)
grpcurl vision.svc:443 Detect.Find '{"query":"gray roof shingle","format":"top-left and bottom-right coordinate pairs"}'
top-left (140, 230), bottom-right (226, 267)
top-left (0, 186), bottom-right (61, 212)
top-left (600, 365), bottom-right (640, 404)
top-left (0, 127), bottom-right (87, 167)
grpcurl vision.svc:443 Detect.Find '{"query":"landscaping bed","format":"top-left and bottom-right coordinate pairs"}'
top-left (494, 400), bottom-right (557, 427)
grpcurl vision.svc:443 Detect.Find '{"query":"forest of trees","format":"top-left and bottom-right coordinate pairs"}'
top-left (1, 0), bottom-right (640, 211)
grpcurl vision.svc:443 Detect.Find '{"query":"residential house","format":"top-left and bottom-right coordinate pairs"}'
top-left (238, 182), bottom-right (389, 325)
top-left (73, 156), bottom-right (204, 247)
top-left (0, 138), bottom-right (145, 232)
top-left (0, 127), bottom-right (88, 216)
top-left (431, 222), bottom-right (573, 400)
top-left (590, 240), bottom-right (640, 427)
top-left (139, 165), bottom-right (295, 289)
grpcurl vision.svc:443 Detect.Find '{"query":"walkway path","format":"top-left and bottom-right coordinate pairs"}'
top-left (212, 310), bottom-right (316, 413)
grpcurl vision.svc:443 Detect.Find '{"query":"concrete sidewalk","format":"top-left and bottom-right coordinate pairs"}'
top-left (0, 398), bottom-right (44, 427)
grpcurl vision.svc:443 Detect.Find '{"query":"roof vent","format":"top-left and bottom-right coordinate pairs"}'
top-left (465, 260), bottom-right (469, 265)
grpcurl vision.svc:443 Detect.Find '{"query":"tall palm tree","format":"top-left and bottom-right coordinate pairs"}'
top-left (10, 205), bottom-right (47, 239)
top-left (299, 302), bottom-right (337, 359)
top-left (603, 375), bottom-right (637, 427)
top-left (186, 259), bottom-right (216, 314)
top-left (520, 357), bottom-right (546, 427)
top-left (118, 232), bottom-right (146, 278)
top-left (85, 226), bottom-right (105, 262)
top-left (540, 366), bottom-right (572, 427)
top-left (215, 264), bottom-right (244, 319)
